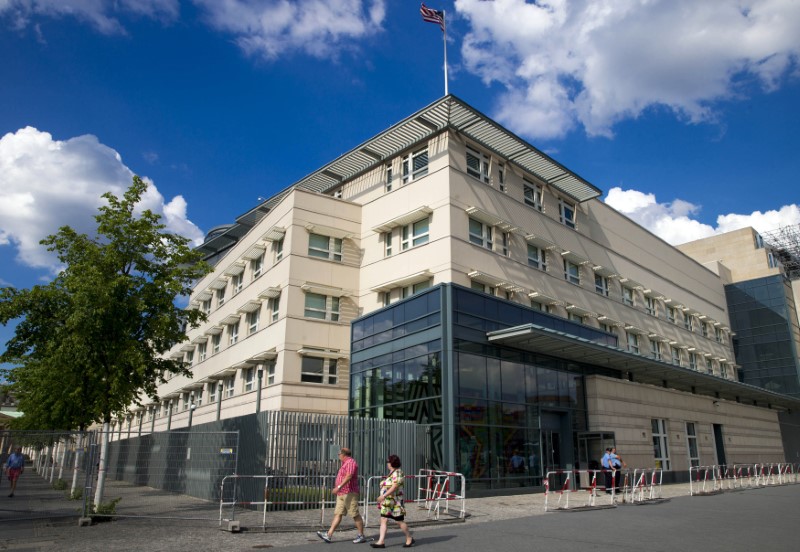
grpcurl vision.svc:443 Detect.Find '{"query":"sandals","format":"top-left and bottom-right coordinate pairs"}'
top-left (403, 538), bottom-right (416, 548)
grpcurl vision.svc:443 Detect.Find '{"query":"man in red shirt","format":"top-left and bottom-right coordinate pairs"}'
top-left (317, 448), bottom-right (370, 543)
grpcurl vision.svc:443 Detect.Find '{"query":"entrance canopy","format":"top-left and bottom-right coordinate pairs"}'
top-left (487, 323), bottom-right (800, 412)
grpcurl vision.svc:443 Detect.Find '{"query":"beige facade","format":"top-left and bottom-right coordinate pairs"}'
top-left (117, 97), bottom-right (796, 473)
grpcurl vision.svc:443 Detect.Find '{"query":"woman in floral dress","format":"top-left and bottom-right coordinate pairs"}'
top-left (370, 455), bottom-right (415, 548)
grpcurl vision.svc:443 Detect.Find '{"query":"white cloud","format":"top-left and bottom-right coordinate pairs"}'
top-left (0, 127), bottom-right (204, 273)
top-left (193, 0), bottom-right (386, 60)
top-left (0, 0), bottom-right (179, 34)
top-left (455, 0), bottom-right (800, 139)
top-left (604, 186), bottom-right (800, 245)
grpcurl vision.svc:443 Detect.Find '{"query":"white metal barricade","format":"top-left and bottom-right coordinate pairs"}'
top-left (544, 469), bottom-right (619, 511)
top-left (364, 471), bottom-right (466, 528)
top-left (689, 465), bottom-right (724, 495)
top-left (628, 468), bottom-right (663, 503)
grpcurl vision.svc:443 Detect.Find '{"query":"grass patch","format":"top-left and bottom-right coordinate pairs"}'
top-left (52, 479), bottom-right (68, 491)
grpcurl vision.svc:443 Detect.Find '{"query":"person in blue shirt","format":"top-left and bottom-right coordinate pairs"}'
top-left (5, 448), bottom-right (25, 498)
top-left (601, 448), bottom-right (613, 494)
top-left (610, 447), bottom-right (626, 492)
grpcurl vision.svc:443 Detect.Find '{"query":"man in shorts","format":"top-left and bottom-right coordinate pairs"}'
top-left (5, 447), bottom-right (25, 498)
top-left (317, 448), bottom-right (370, 543)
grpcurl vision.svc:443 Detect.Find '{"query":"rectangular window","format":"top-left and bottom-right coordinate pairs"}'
top-left (212, 333), bottom-right (221, 354)
top-left (715, 327), bottom-right (722, 343)
top-left (594, 274), bottom-right (609, 296)
top-left (228, 321), bottom-right (239, 345)
top-left (768, 251), bottom-right (779, 268)
top-left (401, 217), bottom-right (430, 250)
top-left (671, 346), bottom-right (681, 366)
top-left (705, 357), bottom-right (713, 374)
top-left (471, 281), bottom-right (495, 296)
top-left (652, 418), bottom-right (671, 470)
top-left (209, 383), bottom-right (218, 403)
top-left (266, 362), bottom-right (276, 386)
top-left (247, 309), bottom-right (260, 335)
top-left (243, 367), bottom-right (255, 392)
top-left (304, 293), bottom-right (340, 322)
top-left (498, 163), bottom-right (506, 192)
top-left (384, 231), bottom-right (393, 256)
top-left (269, 293), bottom-right (280, 323)
top-left (301, 356), bottom-right (338, 385)
top-left (686, 422), bottom-right (700, 468)
top-left (201, 299), bottom-right (211, 315)
top-left (195, 389), bottom-right (203, 407)
top-left (501, 232), bottom-right (510, 256)
top-left (232, 273), bottom-right (244, 295)
top-left (185, 350), bottom-right (194, 365)
top-left (667, 306), bottom-right (676, 324)
top-left (645, 296), bottom-right (656, 316)
top-left (559, 198), bottom-right (576, 229)
top-left (684, 313), bottom-right (693, 331)
top-left (531, 301), bottom-right (551, 313)
top-left (466, 146), bottom-right (490, 183)
top-left (564, 259), bottom-right (581, 285)
top-left (599, 322), bottom-right (612, 333)
top-left (468, 217), bottom-right (493, 249)
top-left (720, 364), bottom-right (728, 379)
top-left (569, 312), bottom-right (583, 324)
top-left (225, 377), bottom-right (235, 398)
top-left (385, 164), bottom-right (393, 192)
top-left (651, 340), bottom-right (661, 361)
top-left (198, 342), bottom-right (207, 362)
top-left (308, 233), bottom-right (343, 262)
top-left (689, 352), bottom-right (698, 370)
top-left (183, 393), bottom-right (190, 411)
top-left (523, 179), bottom-right (543, 211)
top-left (627, 332), bottom-right (639, 354)
top-left (402, 148), bottom-right (428, 184)
top-left (274, 238), bottom-right (284, 263)
top-left (402, 279), bottom-right (432, 299)
top-left (527, 244), bottom-right (547, 271)
top-left (251, 254), bottom-right (264, 280)
top-left (216, 287), bottom-right (226, 308)
top-left (702, 323), bottom-right (709, 338)
top-left (622, 286), bottom-right (634, 306)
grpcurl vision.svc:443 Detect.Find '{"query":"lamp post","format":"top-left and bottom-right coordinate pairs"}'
top-left (188, 402), bottom-right (196, 429)
top-left (166, 399), bottom-right (173, 431)
top-left (216, 381), bottom-right (224, 421)
top-left (256, 367), bottom-right (264, 415)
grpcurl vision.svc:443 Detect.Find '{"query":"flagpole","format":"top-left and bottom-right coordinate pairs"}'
top-left (443, 10), bottom-right (449, 96)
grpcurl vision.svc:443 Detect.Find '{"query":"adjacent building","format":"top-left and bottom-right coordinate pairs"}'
top-left (122, 96), bottom-right (800, 490)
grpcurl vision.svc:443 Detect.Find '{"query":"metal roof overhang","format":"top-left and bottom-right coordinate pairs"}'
top-left (487, 323), bottom-right (800, 411)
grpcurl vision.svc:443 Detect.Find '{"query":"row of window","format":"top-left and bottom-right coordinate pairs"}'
top-left (652, 418), bottom-right (716, 470)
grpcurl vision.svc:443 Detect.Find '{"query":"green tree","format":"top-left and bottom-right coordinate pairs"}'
top-left (0, 176), bottom-right (211, 503)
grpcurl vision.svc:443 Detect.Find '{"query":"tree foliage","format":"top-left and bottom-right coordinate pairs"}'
top-left (0, 177), bottom-right (211, 429)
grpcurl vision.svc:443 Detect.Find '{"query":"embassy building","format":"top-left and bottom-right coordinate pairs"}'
top-left (136, 96), bottom-right (800, 490)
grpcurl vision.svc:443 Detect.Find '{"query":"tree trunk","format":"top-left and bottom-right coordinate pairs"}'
top-left (71, 433), bottom-right (84, 496)
top-left (93, 422), bottom-right (110, 507)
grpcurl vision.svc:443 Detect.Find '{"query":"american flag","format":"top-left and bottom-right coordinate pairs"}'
top-left (420, 3), bottom-right (445, 31)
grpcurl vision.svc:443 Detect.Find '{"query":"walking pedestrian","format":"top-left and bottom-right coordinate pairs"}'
top-left (370, 454), bottom-right (415, 548)
top-left (316, 447), bottom-right (370, 544)
top-left (5, 447), bottom-right (25, 498)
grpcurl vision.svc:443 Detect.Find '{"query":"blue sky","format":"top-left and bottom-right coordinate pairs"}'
top-left (1, 0), bottom-right (800, 356)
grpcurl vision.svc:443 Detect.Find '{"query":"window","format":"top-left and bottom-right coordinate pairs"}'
top-left (569, 312), bottom-right (584, 324)
top-left (274, 238), bottom-right (284, 263)
top-left (402, 279), bottom-right (432, 298)
top-left (402, 147), bottom-right (428, 183)
top-left (212, 333), bottom-right (221, 354)
top-left (308, 233), bottom-right (342, 262)
top-left (701, 323), bottom-right (708, 338)
top-left (754, 232), bottom-right (764, 249)
top-left (564, 259), bottom-right (581, 285)
top-left (684, 313), bottom-right (693, 331)
top-left (247, 309), bottom-right (260, 335)
top-left (385, 164), bottom-right (393, 192)
top-left (471, 281), bottom-right (495, 295)
top-left (216, 287), bottom-right (226, 308)
top-left (645, 296), bottom-right (656, 316)
top-left (720, 364), bottom-right (728, 379)
top-left (384, 231), bottom-right (393, 256)
top-left (195, 389), bottom-right (203, 407)
top-left (201, 299), bottom-right (211, 315)
top-left (251, 254), bottom-right (264, 280)
top-left (304, 292), bottom-right (340, 321)
top-left (599, 322), bottom-right (612, 333)
top-left (466, 146), bottom-right (490, 183)
top-left (671, 346), bottom-right (681, 366)
top-left (266, 362), bottom-right (276, 386)
top-left (652, 419), bottom-right (671, 470)
top-left (531, 301), bottom-right (551, 313)
top-left (527, 244), bottom-right (547, 271)
top-left (523, 179), bottom-right (543, 211)
top-left (686, 423), bottom-right (700, 468)
top-left (622, 286), bottom-right (634, 307)
top-left (401, 218), bottom-right (429, 250)
top-left (627, 332), bottom-right (639, 354)
top-left (667, 306), bottom-right (676, 324)
top-left (715, 327), bottom-right (722, 343)
top-left (594, 274), bottom-right (609, 296)
top-left (209, 383), bottom-right (218, 403)
top-left (689, 352), bottom-right (698, 370)
top-left (768, 250), bottom-right (779, 268)
top-left (301, 356), bottom-right (338, 385)
top-left (559, 198), bottom-right (576, 229)
top-left (183, 393), bottom-right (190, 411)
top-left (651, 340), bottom-right (661, 361)
top-left (498, 163), bottom-right (506, 192)
top-left (185, 350), bottom-right (194, 365)
top-left (198, 342), bottom-right (207, 362)
top-left (225, 377), bottom-right (235, 398)
top-left (243, 367), bottom-right (255, 392)
top-left (501, 232), bottom-right (510, 256)
top-left (231, 273), bottom-right (243, 295)
top-left (228, 321), bottom-right (239, 345)
top-left (269, 294), bottom-right (280, 323)
top-left (705, 357), bottom-right (713, 374)
top-left (469, 217), bottom-right (493, 249)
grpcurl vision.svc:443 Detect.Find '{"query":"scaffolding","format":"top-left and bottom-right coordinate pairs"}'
top-left (763, 224), bottom-right (800, 280)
